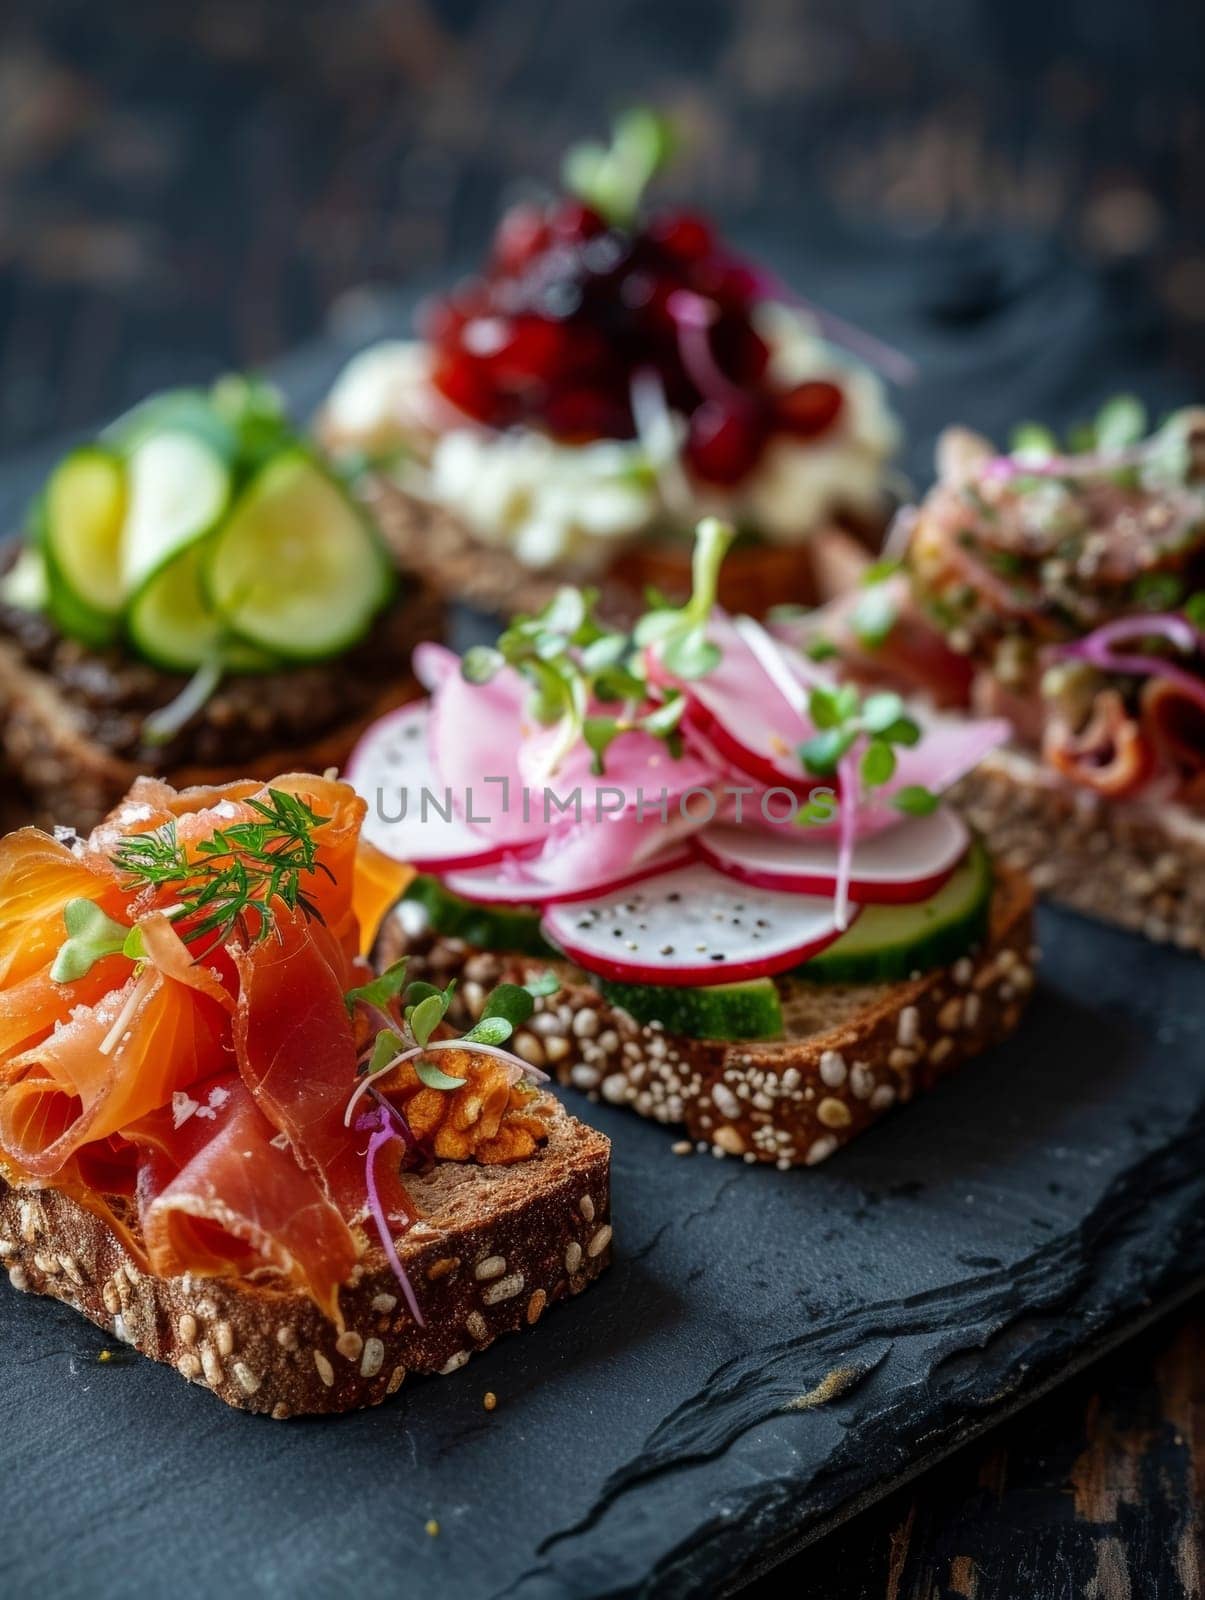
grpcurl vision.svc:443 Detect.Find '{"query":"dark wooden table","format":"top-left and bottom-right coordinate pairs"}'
top-left (1, 4), bottom-right (1202, 1594)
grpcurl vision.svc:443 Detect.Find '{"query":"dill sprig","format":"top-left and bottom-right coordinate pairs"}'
top-left (113, 788), bottom-right (333, 952)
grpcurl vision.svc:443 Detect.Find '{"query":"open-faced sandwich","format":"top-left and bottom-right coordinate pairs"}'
top-left (352, 520), bottom-right (1035, 1167)
top-left (783, 401), bottom-right (1205, 953)
top-left (0, 772), bottom-right (611, 1415)
top-left (0, 376), bottom-right (439, 831)
top-left (321, 110), bottom-right (902, 621)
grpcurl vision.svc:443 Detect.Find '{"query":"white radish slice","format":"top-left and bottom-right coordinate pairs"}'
top-left (345, 701), bottom-right (509, 871)
top-left (442, 842), bottom-right (694, 907)
top-left (696, 807), bottom-right (969, 903)
top-left (540, 863), bottom-right (851, 987)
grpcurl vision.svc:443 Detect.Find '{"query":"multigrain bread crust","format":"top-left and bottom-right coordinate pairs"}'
top-left (0, 1097), bottom-right (611, 1417)
top-left (379, 863), bottom-right (1035, 1169)
top-left (954, 748), bottom-right (1205, 957)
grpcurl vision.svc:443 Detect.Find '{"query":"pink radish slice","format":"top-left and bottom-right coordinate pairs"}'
top-left (428, 658), bottom-right (549, 847)
top-left (412, 640), bottom-right (459, 692)
top-left (345, 702), bottom-right (510, 871)
top-left (442, 842), bottom-right (694, 907)
top-left (696, 806), bottom-right (969, 903)
top-left (654, 614), bottom-right (823, 798)
top-left (540, 863), bottom-right (852, 987)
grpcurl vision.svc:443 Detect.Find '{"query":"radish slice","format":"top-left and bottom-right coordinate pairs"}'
top-left (345, 701), bottom-right (510, 871)
top-left (442, 841), bottom-right (694, 907)
top-left (427, 658), bottom-right (549, 846)
top-left (656, 613), bottom-right (824, 797)
top-left (412, 640), bottom-right (459, 692)
top-left (541, 863), bottom-right (851, 987)
top-left (696, 807), bottom-right (969, 903)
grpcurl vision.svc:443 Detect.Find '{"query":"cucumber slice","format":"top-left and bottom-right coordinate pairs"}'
top-left (799, 842), bottom-right (992, 985)
top-left (403, 876), bottom-right (556, 958)
top-left (126, 544), bottom-right (276, 674)
top-left (599, 976), bottom-right (784, 1041)
top-left (1, 546), bottom-right (49, 612)
top-left (126, 545), bottom-right (215, 671)
top-left (39, 447), bottom-right (127, 643)
top-left (121, 430), bottom-right (232, 596)
top-left (104, 388), bottom-right (237, 461)
top-left (205, 450), bottom-right (393, 662)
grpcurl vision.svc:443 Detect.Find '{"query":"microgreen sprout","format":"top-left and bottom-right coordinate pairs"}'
top-left (797, 685), bottom-right (933, 816)
top-left (562, 108), bottom-right (675, 228)
top-left (49, 901), bottom-right (143, 985)
top-left (462, 517), bottom-right (735, 775)
top-left (350, 960), bottom-right (559, 1099)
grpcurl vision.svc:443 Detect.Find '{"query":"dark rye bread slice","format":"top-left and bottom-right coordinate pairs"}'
top-left (0, 583), bottom-right (442, 834)
top-left (953, 747), bottom-right (1205, 957)
top-left (0, 1095), bottom-right (611, 1417)
top-left (378, 862), bottom-right (1035, 1168)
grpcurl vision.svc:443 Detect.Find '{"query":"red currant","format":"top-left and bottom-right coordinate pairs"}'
top-left (430, 353), bottom-right (499, 424)
top-left (685, 399), bottom-right (768, 484)
top-left (492, 204), bottom-right (551, 275)
top-left (648, 210), bottom-right (715, 263)
top-left (776, 381), bottom-right (843, 439)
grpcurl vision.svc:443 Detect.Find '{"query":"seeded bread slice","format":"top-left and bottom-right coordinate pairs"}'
top-left (0, 1093), bottom-right (611, 1417)
top-left (953, 747), bottom-right (1205, 957)
top-left (378, 862), bottom-right (1035, 1168)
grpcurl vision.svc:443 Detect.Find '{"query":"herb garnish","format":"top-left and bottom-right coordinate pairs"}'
top-left (798, 685), bottom-right (934, 814)
top-left (351, 960), bottom-right (559, 1096)
top-left (53, 788), bottom-right (332, 983)
top-left (462, 516), bottom-right (736, 775)
top-left (113, 789), bottom-right (331, 951)
top-left (562, 108), bottom-right (675, 229)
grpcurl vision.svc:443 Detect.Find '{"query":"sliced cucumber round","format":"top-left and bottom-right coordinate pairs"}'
top-left (1, 545), bottom-right (50, 612)
top-left (39, 447), bottom-right (127, 643)
top-left (599, 976), bottom-right (784, 1041)
top-left (126, 544), bottom-right (277, 674)
top-left (402, 877), bottom-right (556, 958)
top-left (103, 388), bottom-right (237, 461)
top-left (205, 450), bottom-right (393, 662)
top-left (798, 842), bottom-right (992, 986)
top-left (121, 430), bottom-right (232, 597)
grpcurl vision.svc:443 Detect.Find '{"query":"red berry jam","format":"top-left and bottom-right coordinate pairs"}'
top-left (424, 196), bottom-right (846, 485)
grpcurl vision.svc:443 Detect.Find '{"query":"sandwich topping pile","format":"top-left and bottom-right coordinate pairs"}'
top-left (0, 377), bottom-right (402, 769)
top-left (907, 402), bottom-right (1205, 805)
top-left (351, 519), bottom-right (1014, 1046)
top-left (0, 773), bottom-right (562, 1330)
top-left (325, 111), bottom-right (899, 577)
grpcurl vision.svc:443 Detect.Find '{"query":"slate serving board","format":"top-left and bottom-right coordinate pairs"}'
top-left (1, 229), bottom-right (1203, 1599)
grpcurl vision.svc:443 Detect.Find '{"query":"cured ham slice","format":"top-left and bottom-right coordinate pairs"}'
top-left (131, 1075), bottom-right (358, 1322)
top-left (232, 910), bottom-right (411, 1222)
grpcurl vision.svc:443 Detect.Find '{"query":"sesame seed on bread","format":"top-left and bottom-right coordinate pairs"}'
top-left (378, 861), bottom-right (1035, 1168)
top-left (0, 1093), bottom-right (611, 1417)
